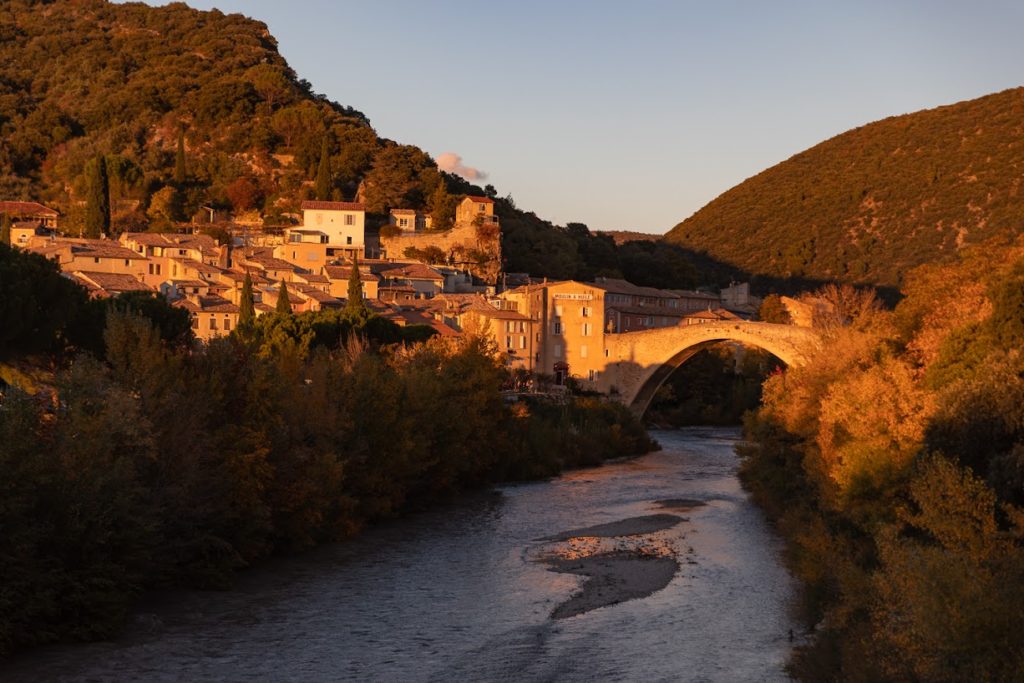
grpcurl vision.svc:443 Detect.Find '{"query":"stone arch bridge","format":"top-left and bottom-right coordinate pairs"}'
top-left (596, 322), bottom-right (821, 415)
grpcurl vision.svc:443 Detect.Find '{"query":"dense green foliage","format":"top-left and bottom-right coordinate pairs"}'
top-left (666, 87), bottom-right (1024, 289)
top-left (499, 208), bottom-right (699, 288)
top-left (83, 154), bottom-right (110, 237)
top-left (738, 239), bottom-right (1024, 680)
top-left (0, 244), bottom-right (191, 359)
top-left (0, 0), bottom-right (700, 288)
top-left (0, 318), bottom-right (653, 656)
top-left (647, 345), bottom-right (778, 426)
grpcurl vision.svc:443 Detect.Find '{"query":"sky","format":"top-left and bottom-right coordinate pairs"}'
top-left (166, 1), bottom-right (1024, 233)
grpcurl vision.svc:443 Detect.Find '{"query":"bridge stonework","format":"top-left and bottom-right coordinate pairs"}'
top-left (595, 322), bottom-right (820, 415)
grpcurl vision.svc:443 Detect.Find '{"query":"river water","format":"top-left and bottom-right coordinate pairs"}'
top-left (5, 428), bottom-right (796, 682)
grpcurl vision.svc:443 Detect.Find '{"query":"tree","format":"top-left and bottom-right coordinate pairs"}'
top-left (174, 129), bottom-right (187, 186)
top-left (84, 155), bottom-right (111, 238)
top-left (428, 181), bottom-right (455, 231)
top-left (239, 271), bottom-right (255, 327)
top-left (276, 281), bottom-right (292, 314)
top-left (147, 186), bottom-right (182, 224)
top-left (314, 138), bottom-right (332, 201)
top-left (0, 213), bottom-right (10, 245)
top-left (345, 256), bottom-right (369, 319)
top-left (225, 177), bottom-right (261, 213)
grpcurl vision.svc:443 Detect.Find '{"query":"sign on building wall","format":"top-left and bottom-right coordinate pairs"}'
top-left (553, 293), bottom-right (594, 301)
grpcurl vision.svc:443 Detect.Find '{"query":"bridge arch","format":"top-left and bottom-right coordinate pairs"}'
top-left (599, 322), bottom-right (819, 416)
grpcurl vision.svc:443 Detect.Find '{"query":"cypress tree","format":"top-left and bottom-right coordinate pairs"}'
top-left (84, 155), bottom-right (111, 238)
top-left (276, 281), bottom-right (291, 314)
top-left (314, 138), bottom-right (332, 201)
top-left (239, 271), bottom-right (255, 326)
top-left (344, 255), bottom-right (369, 319)
top-left (0, 213), bottom-right (10, 246)
top-left (174, 129), bottom-right (187, 186)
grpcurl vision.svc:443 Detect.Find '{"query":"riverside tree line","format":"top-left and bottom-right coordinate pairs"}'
top-left (0, 243), bottom-right (654, 656)
top-left (739, 237), bottom-right (1024, 681)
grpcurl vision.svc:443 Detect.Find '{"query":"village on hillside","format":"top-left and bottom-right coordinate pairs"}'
top-left (2, 197), bottom-right (761, 389)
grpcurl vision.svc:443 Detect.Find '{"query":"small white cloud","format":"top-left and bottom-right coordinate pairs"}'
top-left (437, 152), bottom-right (488, 181)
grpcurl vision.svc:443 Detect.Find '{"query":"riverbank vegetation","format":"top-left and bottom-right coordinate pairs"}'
top-left (0, 246), bottom-right (654, 657)
top-left (646, 344), bottom-right (779, 427)
top-left (738, 237), bottom-right (1024, 681)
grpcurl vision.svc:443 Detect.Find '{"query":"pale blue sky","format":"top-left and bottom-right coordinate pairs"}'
top-left (168, 1), bottom-right (1024, 232)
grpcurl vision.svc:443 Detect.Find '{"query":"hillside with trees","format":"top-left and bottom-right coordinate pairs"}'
top-left (0, 0), bottom-right (699, 289)
top-left (665, 87), bottom-right (1024, 290)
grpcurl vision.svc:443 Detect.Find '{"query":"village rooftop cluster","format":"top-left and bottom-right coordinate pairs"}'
top-left (3, 198), bottom-right (758, 389)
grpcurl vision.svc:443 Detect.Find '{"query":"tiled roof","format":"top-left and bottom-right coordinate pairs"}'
top-left (463, 196), bottom-right (494, 204)
top-left (63, 239), bottom-right (149, 260)
top-left (467, 300), bottom-right (531, 321)
top-left (295, 272), bottom-right (329, 284)
top-left (0, 201), bottom-right (58, 217)
top-left (389, 209), bottom-right (416, 215)
top-left (300, 200), bottom-right (365, 211)
top-left (121, 232), bottom-right (217, 249)
top-left (378, 263), bottom-right (444, 281)
top-left (292, 283), bottom-right (340, 304)
top-left (243, 255), bottom-right (298, 272)
top-left (69, 271), bottom-right (151, 295)
top-left (174, 295), bottom-right (239, 314)
top-left (589, 277), bottom-right (679, 299)
top-left (324, 264), bottom-right (380, 282)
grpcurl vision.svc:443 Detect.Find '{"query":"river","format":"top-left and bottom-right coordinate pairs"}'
top-left (4, 428), bottom-right (797, 682)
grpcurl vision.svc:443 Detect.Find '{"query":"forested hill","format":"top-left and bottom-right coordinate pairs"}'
top-left (0, 0), bottom-right (698, 289)
top-left (665, 86), bottom-right (1024, 289)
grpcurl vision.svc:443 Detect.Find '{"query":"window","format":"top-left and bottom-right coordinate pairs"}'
top-left (582, 323), bottom-right (592, 337)
top-left (605, 348), bottom-right (610, 357)
top-left (94, 257), bottom-right (100, 264)
top-left (536, 332), bottom-right (541, 342)
top-left (209, 318), bottom-right (218, 331)
top-left (519, 335), bottom-right (526, 349)
top-left (346, 236), bottom-right (353, 245)
top-left (506, 321), bottom-right (515, 332)
top-left (505, 335), bottom-right (513, 348)
top-left (399, 218), bottom-right (408, 227)
top-left (581, 306), bottom-right (590, 317)
top-left (292, 251), bottom-right (297, 259)
top-left (224, 318), bottom-right (232, 331)
top-left (554, 305), bottom-right (563, 316)
top-left (588, 370), bottom-right (595, 381)
top-left (553, 321), bottom-right (562, 335)
top-left (345, 214), bottom-right (355, 226)
top-left (124, 259), bottom-right (130, 266)
top-left (580, 344), bottom-right (588, 359)
top-left (479, 203), bottom-right (486, 211)
top-left (191, 317), bottom-right (199, 329)
top-left (553, 343), bottom-right (562, 357)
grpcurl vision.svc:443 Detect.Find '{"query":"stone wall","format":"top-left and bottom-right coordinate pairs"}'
top-left (379, 221), bottom-right (501, 283)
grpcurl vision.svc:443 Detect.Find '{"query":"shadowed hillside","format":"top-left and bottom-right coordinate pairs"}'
top-left (665, 87), bottom-right (1024, 289)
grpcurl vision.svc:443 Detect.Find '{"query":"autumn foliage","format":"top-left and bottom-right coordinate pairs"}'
top-left (739, 237), bottom-right (1024, 680)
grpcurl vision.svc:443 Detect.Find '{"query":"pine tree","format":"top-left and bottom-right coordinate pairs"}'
top-left (174, 129), bottom-right (187, 186)
top-left (428, 181), bottom-right (454, 230)
top-left (344, 256), bottom-right (370, 319)
top-left (0, 213), bottom-right (10, 245)
top-left (276, 281), bottom-right (291, 314)
top-left (239, 271), bottom-right (255, 326)
top-left (84, 155), bottom-right (111, 238)
top-left (314, 138), bottom-right (331, 201)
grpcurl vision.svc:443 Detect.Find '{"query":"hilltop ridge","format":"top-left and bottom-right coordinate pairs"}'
top-left (664, 87), bottom-right (1024, 289)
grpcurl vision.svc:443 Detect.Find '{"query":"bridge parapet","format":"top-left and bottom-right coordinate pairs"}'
top-left (597, 322), bottom-right (820, 414)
